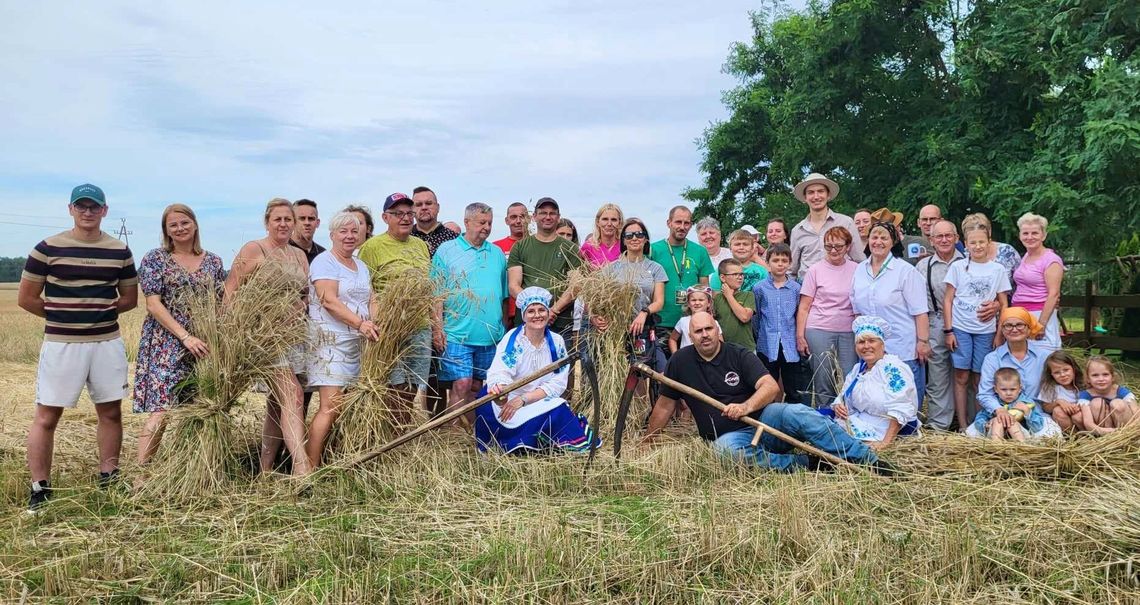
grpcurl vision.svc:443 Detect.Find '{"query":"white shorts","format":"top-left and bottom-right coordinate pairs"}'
top-left (308, 331), bottom-right (363, 387)
top-left (36, 338), bottom-right (129, 407)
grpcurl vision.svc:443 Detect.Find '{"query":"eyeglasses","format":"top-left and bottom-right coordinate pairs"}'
top-left (823, 243), bottom-right (847, 251)
top-left (931, 233), bottom-right (956, 240)
top-left (71, 203), bottom-right (102, 215)
top-left (720, 272), bottom-right (744, 278)
top-left (1001, 323), bottom-right (1028, 331)
top-left (622, 231), bottom-right (647, 240)
top-left (386, 210), bottom-right (414, 220)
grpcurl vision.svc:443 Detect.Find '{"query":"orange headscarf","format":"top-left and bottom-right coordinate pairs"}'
top-left (999, 307), bottom-right (1044, 340)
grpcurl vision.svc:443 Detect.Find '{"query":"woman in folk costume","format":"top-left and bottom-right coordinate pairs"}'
top-left (475, 287), bottom-right (597, 453)
top-left (830, 316), bottom-right (921, 450)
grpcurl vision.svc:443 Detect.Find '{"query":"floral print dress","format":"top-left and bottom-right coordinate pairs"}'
top-left (132, 249), bottom-right (225, 413)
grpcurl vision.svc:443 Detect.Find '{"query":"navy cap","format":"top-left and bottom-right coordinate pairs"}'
top-left (382, 192), bottom-right (412, 212)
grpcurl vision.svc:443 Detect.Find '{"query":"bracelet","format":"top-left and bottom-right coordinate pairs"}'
top-left (179, 333), bottom-right (191, 341)
top-left (942, 328), bottom-right (954, 334)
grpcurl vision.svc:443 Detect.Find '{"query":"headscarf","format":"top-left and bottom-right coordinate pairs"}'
top-left (852, 315), bottom-right (891, 342)
top-left (516, 286), bottom-right (552, 312)
top-left (999, 306), bottom-right (1044, 340)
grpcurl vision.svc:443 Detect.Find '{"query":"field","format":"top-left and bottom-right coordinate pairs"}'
top-left (1, 288), bottom-right (1139, 603)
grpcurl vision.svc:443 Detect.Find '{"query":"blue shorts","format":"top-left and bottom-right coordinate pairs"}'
top-left (439, 341), bottom-right (496, 382)
top-left (950, 329), bottom-right (995, 373)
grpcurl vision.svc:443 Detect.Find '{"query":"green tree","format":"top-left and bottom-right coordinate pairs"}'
top-left (691, 0), bottom-right (1139, 259)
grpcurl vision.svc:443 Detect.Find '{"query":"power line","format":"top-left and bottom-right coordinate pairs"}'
top-left (0, 220), bottom-right (71, 229)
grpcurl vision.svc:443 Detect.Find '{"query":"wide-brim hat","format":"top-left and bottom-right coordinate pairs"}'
top-left (869, 207), bottom-right (904, 228)
top-left (793, 173), bottom-right (839, 203)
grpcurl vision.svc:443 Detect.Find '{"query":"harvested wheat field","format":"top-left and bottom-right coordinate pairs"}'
top-left (2, 289), bottom-right (1139, 603)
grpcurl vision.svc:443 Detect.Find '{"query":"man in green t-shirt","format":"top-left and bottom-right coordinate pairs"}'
top-left (359, 193), bottom-right (435, 403)
top-left (712, 258), bottom-right (757, 351)
top-left (649, 205), bottom-right (713, 352)
top-left (507, 197), bottom-right (582, 334)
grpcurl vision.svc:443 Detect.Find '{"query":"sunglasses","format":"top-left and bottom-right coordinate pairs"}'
top-left (622, 231), bottom-right (648, 240)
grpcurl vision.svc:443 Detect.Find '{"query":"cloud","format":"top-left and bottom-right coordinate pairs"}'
top-left (0, 1), bottom-right (763, 262)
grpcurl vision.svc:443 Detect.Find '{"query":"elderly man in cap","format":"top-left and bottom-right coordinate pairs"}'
top-left (643, 312), bottom-right (890, 473)
top-left (788, 173), bottom-right (864, 280)
top-left (901, 204), bottom-right (943, 265)
top-left (507, 197), bottom-right (582, 335)
top-left (359, 193), bottom-right (436, 410)
top-left (20, 183), bottom-right (139, 511)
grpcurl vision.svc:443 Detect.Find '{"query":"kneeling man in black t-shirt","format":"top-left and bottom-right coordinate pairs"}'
top-left (645, 311), bottom-right (881, 472)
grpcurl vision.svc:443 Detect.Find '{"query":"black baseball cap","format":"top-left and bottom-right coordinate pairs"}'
top-left (534, 197), bottom-right (559, 212)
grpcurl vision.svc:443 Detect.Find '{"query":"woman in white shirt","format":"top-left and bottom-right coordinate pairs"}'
top-left (831, 316), bottom-right (920, 450)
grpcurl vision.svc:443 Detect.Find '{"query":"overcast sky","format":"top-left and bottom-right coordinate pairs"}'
top-left (0, 2), bottom-right (784, 262)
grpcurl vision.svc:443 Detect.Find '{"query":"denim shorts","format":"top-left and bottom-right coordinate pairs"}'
top-left (439, 341), bottom-right (496, 382)
top-left (950, 328), bottom-right (995, 373)
top-left (389, 328), bottom-right (432, 387)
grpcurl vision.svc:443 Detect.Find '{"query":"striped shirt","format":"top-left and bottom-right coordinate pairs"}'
top-left (21, 231), bottom-right (138, 343)
top-left (752, 275), bottom-right (801, 363)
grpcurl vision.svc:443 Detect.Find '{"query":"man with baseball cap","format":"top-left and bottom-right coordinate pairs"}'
top-left (19, 183), bottom-right (138, 511)
top-left (359, 193), bottom-right (436, 410)
top-left (788, 173), bottom-right (864, 279)
top-left (507, 197), bottom-right (582, 335)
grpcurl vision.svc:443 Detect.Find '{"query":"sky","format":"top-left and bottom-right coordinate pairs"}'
top-left (0, 2), bottom-right (782, 263)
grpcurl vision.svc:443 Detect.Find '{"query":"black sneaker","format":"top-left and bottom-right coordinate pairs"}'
top-left (805, 454), bottom-right (835, 472)
top-left (27, 480), bottom-right (52, 512)
top-left (98, 469), bottom-right (120, 489)
top-left (869, 458), bottom-right (897, 477)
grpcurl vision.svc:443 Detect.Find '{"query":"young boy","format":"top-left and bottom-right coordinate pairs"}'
top-left (752, 243), bottom-right (803, 403)
top-left (713, 259), bottom-right (757, 351)
top-left (710, 229), bottom-right (768, 292)
top-left (979, 367), bottom-right (1042, 442)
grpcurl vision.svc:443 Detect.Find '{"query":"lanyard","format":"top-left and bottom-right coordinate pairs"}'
top-left (668, 242), bottom-right (688, 277)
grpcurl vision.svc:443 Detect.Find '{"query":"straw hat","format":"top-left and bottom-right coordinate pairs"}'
top-left (793, 173), bottom-right (839, 203)
top-left (869, 207), bottom-right (904, 228)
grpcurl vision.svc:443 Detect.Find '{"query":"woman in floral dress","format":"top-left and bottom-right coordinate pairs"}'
top-left (134, 204), bottom-right (225, 465)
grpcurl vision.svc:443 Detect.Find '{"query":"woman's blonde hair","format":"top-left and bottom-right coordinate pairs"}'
top-left (1017, 212), bottom-right (1049, 232)
top-left (264, 197), bottom-right (295, 224)
top-left (590, 203), bottom-right (625, 245)
top-left (160, 203), bottom-right (203, 255)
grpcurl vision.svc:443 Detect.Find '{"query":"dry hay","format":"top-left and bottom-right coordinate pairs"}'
top-left (568, 267), bottom-right (640, 432)
top-left (136, 264), bottom-right (309, 502)
top-left (328, 269), bottom-right (445, 459)
top-left (887, 419), bottom-right (1140, 480)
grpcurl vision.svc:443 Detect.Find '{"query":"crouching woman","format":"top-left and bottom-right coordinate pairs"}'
top-left (475, 287), bottom-right (596, 453)
top-left (830, 316), bottom-right (920, 450)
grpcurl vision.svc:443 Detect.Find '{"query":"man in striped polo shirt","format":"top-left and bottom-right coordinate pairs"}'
top-left (18, 183), bottom-right (138, 511)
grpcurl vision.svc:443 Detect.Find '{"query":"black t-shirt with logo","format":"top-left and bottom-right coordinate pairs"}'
top-left (660, 342), bottom-right (769, 441)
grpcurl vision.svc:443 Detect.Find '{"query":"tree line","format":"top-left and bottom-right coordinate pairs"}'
top-left (0, 257), bottom-right (24, 282)
top-left (687, 0), bottom-right (1138, 261)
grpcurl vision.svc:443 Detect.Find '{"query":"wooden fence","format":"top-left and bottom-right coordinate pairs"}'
top-left (1060, 279), bottom-right (1140, 352)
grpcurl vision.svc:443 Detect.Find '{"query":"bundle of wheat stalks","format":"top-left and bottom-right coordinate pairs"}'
top-left (137, 264), bottom-right (309, 501)
top-left (568, 268), bottom-right (639, 434)
top-left (329, 269), bottom-right (445, 459)
top-left (886, 420), bottom-right (1140, 479)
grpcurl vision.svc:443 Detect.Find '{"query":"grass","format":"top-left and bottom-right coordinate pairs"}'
top-left (2, 289), bottom-right (1139, 602)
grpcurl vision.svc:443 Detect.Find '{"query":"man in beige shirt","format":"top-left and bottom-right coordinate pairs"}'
top-left (788, 173), bottom-right (865, 280)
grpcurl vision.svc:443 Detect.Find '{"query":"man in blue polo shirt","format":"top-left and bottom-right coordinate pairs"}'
top-left (432, 202), bottom-right (508, 416)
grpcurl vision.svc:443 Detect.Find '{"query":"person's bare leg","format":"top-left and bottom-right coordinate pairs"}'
top-left (27, 404), bottom-right (64, 483)
top-left (305, 385), bottom-right (343, 468)
top-left (1008, 423), bottom-right (1025, 443)
top-left (989, 420), bottom-right (1004, 441)
top-left (1109, 399), bottom-right (1135, 428)
top-left (136, 411), bottom-right (167, 465)
top-left (260, 393), bottom-right (283, 473)
top-left (270, 370), bottom-right (310, 476)
top-left (953, 370), bottom-right (970, 429)
top-left (93, 400), bottom-right (123, 473)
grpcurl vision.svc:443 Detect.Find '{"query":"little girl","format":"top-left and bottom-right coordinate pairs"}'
top-left (1038, 350), bottom-right (1085, 433)
top-left (669, 286), bottom-right (721, 353)
top-left (1077, 356), bottom-right (1138, 435)
top-left (943, 223), bottom-right (1012, 429)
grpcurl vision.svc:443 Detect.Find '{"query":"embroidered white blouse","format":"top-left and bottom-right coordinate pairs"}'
top-left (831, 353), bottom-right (918, 441)
top-left (484, 327), bottom-right (570, 428)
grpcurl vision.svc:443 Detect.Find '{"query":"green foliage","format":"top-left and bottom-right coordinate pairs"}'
top-left (693, 0), bottom-right (1140, 258)
top-left (0, 257), bottom-right (24, 282)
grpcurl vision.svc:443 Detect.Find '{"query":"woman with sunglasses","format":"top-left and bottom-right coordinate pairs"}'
top-left (595, 218), bottom-right (669, 372)
top-left (850, 221), bottom-right (931, 408)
